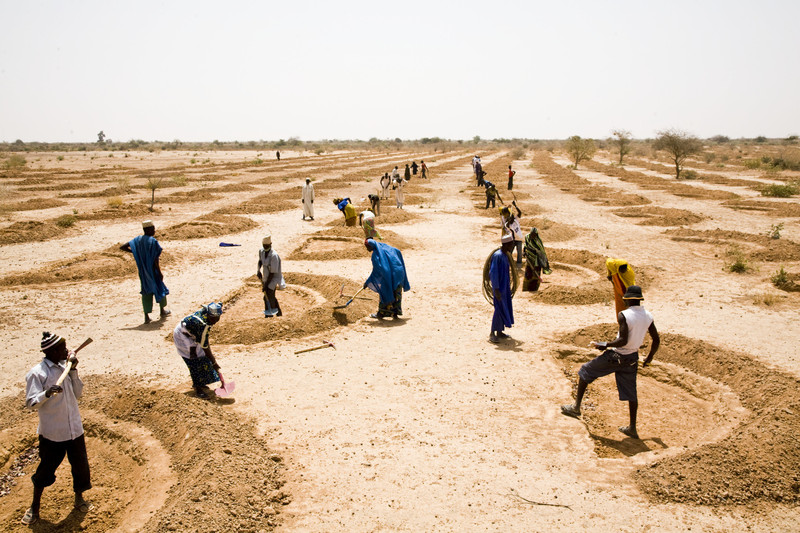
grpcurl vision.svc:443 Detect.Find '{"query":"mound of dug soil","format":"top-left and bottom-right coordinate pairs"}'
top-left (613, 206), bottom-right (704, 226)
top-left (212, 272), bottom-right (375, 345)
top-left (665, 228), bottom-right (800, 262)
top-left (325, 206), bottom-right (420, 226)
top-left (160, 214), bottom-right (258, 241)
top-left (288, 226), bottom-right (412, 261)
top-left (77, 203), bottom-right (155, 221)
top-left (723, 199), bottom-right (800, 217)
top-left (0, 198), bottom-right (66, 212)
top-left (0, 221), bottom-right (71, 245)
top-left (0, 248), bottom-right (175, 286)
top-left (559, 325), bottom-right (800, 505)
top-left (0, 375), bottom-right (285, 532)
top-left (216, 187), bottom-right (301, 215)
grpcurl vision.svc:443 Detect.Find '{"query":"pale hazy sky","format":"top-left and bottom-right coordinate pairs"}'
top-left (1, 0), bottom-right (798, 142)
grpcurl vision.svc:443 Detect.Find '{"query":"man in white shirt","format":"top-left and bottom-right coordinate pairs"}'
top-left (258, 234), bottom-right (284, 317)
top-left (23, 332), bottom-right (92, 525)
top-left (301, 177), bottom-right (315, 220)
top-left (500, 201), bottom-right (524, 267)
top-left (560, 286), bottom-right (660, 439)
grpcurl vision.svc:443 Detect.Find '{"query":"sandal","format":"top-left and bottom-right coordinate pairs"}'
top-left (21, 508), bottom-right (38, 525)
top-left (560, 404), bottom-right (581, 419)
top-left (75, 501), bottom-right (94, 513)
top-left (618, 426), bottom-right (640, 439)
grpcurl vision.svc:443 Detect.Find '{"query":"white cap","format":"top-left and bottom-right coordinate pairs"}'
top-left (142, 220), bottom-right (154, 228)
top-left (262, 234), bottom-right (272, 246)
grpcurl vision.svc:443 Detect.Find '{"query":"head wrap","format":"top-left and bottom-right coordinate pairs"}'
top-left (305, 177), bottom-right (311, 182)
top-left (501, 233), bottom-right (514, 243)
top-left (263, 234), bottom-right (272, 246)
top-left (206, 302), bottom-right (224, 317)
top-left (41, 331), bottom-right (63, 352)
top-left (142, 220), bottom-right (154, 229)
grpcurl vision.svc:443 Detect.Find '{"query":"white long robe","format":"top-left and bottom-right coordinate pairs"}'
top-left (302, 183), bottom-right (315, 217)
top-left (395, 178), bottom-right (404, 208)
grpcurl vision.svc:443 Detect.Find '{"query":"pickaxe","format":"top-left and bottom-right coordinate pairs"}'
top-left (294, 340), bottom-right (336, 355)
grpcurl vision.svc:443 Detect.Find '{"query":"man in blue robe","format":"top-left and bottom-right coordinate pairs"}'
top-left (363, 239), bottom-right (410, 319)
top-left (489, 235), bottom-right (515, 343)
top-left (120, 220), bottom-right (170, 323)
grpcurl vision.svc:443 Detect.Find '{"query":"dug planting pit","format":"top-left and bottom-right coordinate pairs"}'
top-left (0, 376), bottom-right (285, 532)
top-left (212, 272), bottom-right (375, 345)
top-left (558, 325), bottom-right (800, 506)
top-left (288, 227), bottom-right (413, 261)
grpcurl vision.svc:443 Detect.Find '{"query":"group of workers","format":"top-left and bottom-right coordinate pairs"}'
top-left (20, 157), bottom-right (659, 526)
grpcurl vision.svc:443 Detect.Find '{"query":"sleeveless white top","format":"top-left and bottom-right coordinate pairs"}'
top-left (615, 305), bottom-right (654, 355)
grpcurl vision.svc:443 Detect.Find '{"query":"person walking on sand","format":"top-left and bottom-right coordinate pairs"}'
top-left (380, 172), bottom-right (391, 199)
top-left (404, 163), bottom-right (411, 181)
top-left (276, 150), bottom-right (280, 160)
top-left (301, 177), bottom-right (315, 220)
top-left (500, 201), bottom-right (524, 267)
top-left (395, 175), bottom-right (405, 209)
top-left (364, 238), bottom-right (410, 319)
top-left (257, 234), bottom-right (285, 317)
top-left (507, 164), bottom-right (516, 190)
top-left (22, 332), bottom-right (92, 526)
top-left (173, 302), bottom-right (228, 398)
top-left (561, 285), bottom-right (659, 439)
top-left (411, 161), bottom-right (418, 176)
top-left (475, 159), bottom-right (484, 186)
top-left (420, 160), bottom-right (428, 179)
top-left (489, 235), bottom-right (515, 343)
top-left (606, 258), bottom-right (635, 317)
top-left (334, 197), bottom-right (358, 226)
top-left (120, 220), bottom-right (170, 324)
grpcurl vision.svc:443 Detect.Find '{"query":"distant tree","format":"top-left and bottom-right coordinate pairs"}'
top-left (97, 131), bottom-right (106, 144)
top-left (653, 129), bottom-right (702, 179)
top-left (565, 135), bottom-right (597, 168)
top-left (610, 129), bottom-right (632, 165)
top-left (709, 135), bottom-right (730, 144)
top-left (754, 136), bottom-right (767, 143)
top-left (473, 135), bottom-right (481, 143)
top-left (146, 176), bottom-right (163, 211)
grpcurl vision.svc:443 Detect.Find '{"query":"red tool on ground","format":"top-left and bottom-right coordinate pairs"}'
top-left (294, 340), bottom-right (336, 355)
top-left (215, 370), bottom-right (236, 397)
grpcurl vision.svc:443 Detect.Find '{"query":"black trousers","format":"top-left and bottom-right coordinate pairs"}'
top-left (32, 434), bottom-right (91, 492)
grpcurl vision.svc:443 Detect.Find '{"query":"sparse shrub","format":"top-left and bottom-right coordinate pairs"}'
top-left (753, 292), bottom-right (778, 306)
top-left (742, 159), bottom-right (761, 169)
top-left (4, 154), bottom-right (27, 171)
top-left (57, 155), bottom-right (65, 161)
top-left (190, 158), bottom-right (197, 164)
top-left (771, 267), bottom-right (789, 288)
top-left (252, 158), bottom-right (264, 165)
top-left (703, 152), bottom-right (715, 163)
top-left (766, 222), bottom-right (784, 239)
top-left (55, 214), bottom-right (77, 228)
top-left (760, 183), bottom-right (798, 197)
top-left (510, 148), bottom-right (525, 160)
top-left (314, 148), bottom-right (324, 155)
top-left (106, 196), bottom-right (124, 208)
top-left (725, 245), bottom-right (750, 273)
top-left (682, 170), bottom-right (698, 179)
top-left (720, 154), bottom-right (729, 162)
top-left (172, 174), bottom-right (188, 186)
top-left (146, 176), bottom-right (163, 211)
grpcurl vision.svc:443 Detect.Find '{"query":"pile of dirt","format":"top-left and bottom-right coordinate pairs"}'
top-left (665, 228), bottom-right (800, 262)
top-left (324, 206), bottom-right (420, 227)
top-left (0, 247), bottom-right (175, 286)
top-left (204, 183), bottom-right (256, 193)
top-left (77, 203), bottom-right (154, 221)
top-left (160, 188), bottom-right (220, 204)
top-left (0, 220), bottom-right (70, 245)
top-left (212, 272), bottom-right (375, 345)
top-left (529, 217), bottom-right (580, 242)
top-left (19, 182), bottom-right (86, 192)
top-left (160, 214), bottom-right (258, 241)
top-left (288, 226), bottom-right (412, 261)
top-left (0, 198), bottom-right (66, 212)
top-left (558, 325), bottom-right (800, 505)
top-left (61, 186), bottom-right (132, 198)
top-left (0, 375), bottom-right (286, 531)
top-left (613, 206), bottom-right (705, 226)
top-left (216, 187), bottom-right (301, 215)
top-left (723, 199), bottom-right (800, 217)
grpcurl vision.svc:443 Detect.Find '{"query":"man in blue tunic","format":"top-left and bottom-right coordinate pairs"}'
top-left (489, 234), bottom-right (515, 343)
top-left (363, 239), bottom-right (410, 319)
top-left (121, 220), bottom-right (170, 323)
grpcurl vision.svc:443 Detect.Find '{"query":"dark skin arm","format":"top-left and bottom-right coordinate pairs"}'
top-left (594, 313), bottom-right (660, 366)
top-left (120, 243), bottom-right (131, 253)
top-left (512, 201), bottom-right (522, 218)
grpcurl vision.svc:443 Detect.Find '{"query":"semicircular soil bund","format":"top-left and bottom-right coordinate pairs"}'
top-left (0, 220), bottom-right (74, 245)
top-left (481, 218), bottom-right (580, 243)
top-left (159, 213), bottom-right (258, 241)
top-left (0, 375), bottom-right (285, 532)
top-left (0, 248), bottom-right (176, 287)
top-left (325, 206), bottom-right (421, 226)
top-left (558, 324), bottom-right (800, 506)
top-left (664, 228), bottom-right (800, 262)
top-left (212, 272), bottom-right (375, 345)
top-left (0, 198), bottom-right (66, 212)
top-left (288, 227), bottom-right (413, 261)
top-left (612, 206), bottom-right (705, 226)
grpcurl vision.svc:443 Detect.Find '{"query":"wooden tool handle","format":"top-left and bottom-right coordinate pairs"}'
top-left (55, 337), bottom-right (92, 386)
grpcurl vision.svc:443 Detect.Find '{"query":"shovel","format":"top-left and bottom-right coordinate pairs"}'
top-left (334, 286), bottom-right (366, 309)
top-left (215, 371), bottom-right (236, 397)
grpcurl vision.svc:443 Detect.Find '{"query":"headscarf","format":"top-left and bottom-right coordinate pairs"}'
top-left (524, 228), bottom-right (551, 273)
top-left (606, 258), bottom-right (635, 287)
top-left (364, 239), bottom-right (410, 304)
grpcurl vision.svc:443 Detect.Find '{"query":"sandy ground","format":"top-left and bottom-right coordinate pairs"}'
top-left (1, 149), bottom-right (799, 531)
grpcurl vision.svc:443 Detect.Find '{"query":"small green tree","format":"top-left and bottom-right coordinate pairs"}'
top-left (610, 129), bottom-right (632, 165)
top-left (565, 136), bottom-right (596, 168)
top-left (97, 130), bottom-right (106, 144)
top-left (146, 176), bottom-right (163, 211)
top-left (653, 129), bottom-right (702, 179)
